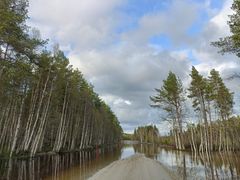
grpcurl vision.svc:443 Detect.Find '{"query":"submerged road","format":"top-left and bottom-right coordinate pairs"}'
top-left (88, 154), bottom-right (176, 180)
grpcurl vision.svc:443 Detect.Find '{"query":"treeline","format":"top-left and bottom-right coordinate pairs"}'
top-left (151, 0), bottom-right (240, 153)
top-left (185, 116), bottom-right (240, 152)
top-left (151, 67), bottom-right (237, 152)
top-left (133, 125), bottom-right (159, 144)
top-left (122, 133), bottom-right (133, 141)
top-left (0, 0), bottom-right (122, 157)
top-left (161, 116), bottom-right (240, 151)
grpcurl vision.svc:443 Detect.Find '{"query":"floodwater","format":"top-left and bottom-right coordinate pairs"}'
top-left (0, 142), bottom-right (240, 179)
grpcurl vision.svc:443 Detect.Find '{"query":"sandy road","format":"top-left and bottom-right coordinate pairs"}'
top-left (88, 154), bottom-right (176, 180)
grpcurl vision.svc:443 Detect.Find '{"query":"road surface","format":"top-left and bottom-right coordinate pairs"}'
top-left (88, 154), bottom-right (176, 180)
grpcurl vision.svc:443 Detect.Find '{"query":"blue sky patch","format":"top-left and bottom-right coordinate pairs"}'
top-left (120, 0), bottom-right (171, 18)
top-left (187, 9), bottom-right (209, 36)
top-left (149, 34), bottom-right (172, 50)
top-left (188, 50), bottom-right (199, 65)
top-left (115, 0), bottom-right (172, 34)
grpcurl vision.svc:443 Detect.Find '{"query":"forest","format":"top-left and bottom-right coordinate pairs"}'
top-left (0, 0), bottom-right (122, 157)
top-left (133, 125), bottom-right (159, 144)
top-left (1, 0), bottom-right (240, 179)
top-left (151, 69), bottom-right (240, 152)
top-left (150, 0), bottom-right (240, 154)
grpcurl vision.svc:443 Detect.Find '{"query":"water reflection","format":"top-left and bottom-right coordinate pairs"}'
top-left (121, 145), bottom-right (135, 159)
top-left (0, 146), bottom-right (121, 180)
top-left (131, 143), bottom-right (240, 179)
top-left (133, 144), bottom-right (158, 159)
top-left (0, 143), bottom-right (240, 179)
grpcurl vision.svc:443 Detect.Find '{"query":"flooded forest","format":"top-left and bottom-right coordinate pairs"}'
top-left (1, 0), bottom-right (240, 179)
top-left (1, 143), bottom-right (240, 179)
top-left (0, 0), bottom-right (122, 157)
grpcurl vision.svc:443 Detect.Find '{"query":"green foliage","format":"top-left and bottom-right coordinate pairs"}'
top-left (0, 0), bottom-right (44, 61)
top-left (188, 67), bottom-right (233, 119)
top-left (150, 71), bottom-right (185, 117)
top-left (159, 136), bottom-right (172, 146)
top-left (184, 116), bottom-right (240, 150)
top-left (188, 66), bottom-right (207, 111)
top-left (0, 0), bottom-right (122, 157)
top-left (212, 0), bottom-right (240, 57)
top-left (153, 67), bottom-right (235, 151)
top-left (150, 71), bottom-right (186, 149)
top-left (122, 133), bottom-right (133, 141)
top-left (133, 125), bottom-right (159, 144)
top-left (208, 69), bottom-right (233, 119)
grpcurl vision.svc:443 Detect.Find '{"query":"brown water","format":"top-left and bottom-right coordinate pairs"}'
top-left (0, 142), bottom-right (240, 179)
top-left (134, 144), bottom-right (240, 179)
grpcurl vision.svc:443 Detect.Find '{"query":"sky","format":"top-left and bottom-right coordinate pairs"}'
top-left (28, 0), bottom-right (240, 134)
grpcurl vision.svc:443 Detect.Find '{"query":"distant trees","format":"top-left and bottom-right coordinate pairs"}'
top-left (122, 133), bottom-right (134, 141)
top-left (212, 0), bottom-right (240, 57)
top-left (0, 0), bottom-right (122, 157)
top-left (150, 72), bottom-right (185, 150)
top-left (133, 125), bottom-right (159, 144)
top-left (151, 68), bottom-right (236, 152)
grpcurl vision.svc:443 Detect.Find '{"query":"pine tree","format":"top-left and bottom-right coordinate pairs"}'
top-left (188, 66), bottom-right (210, 153)
top-left (208, 69), bottom-right (233, 120)
top-left (212, 0), bottom-right (240, 57)
top-left (150, 71), bottom-right (185, 150)
top-left (0, 0), bottom-right (123, 157)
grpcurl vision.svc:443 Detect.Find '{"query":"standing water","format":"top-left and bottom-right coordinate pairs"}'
top-left (0, 142), bottom-right (240, 179)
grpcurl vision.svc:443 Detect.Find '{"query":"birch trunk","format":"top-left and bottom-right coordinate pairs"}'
top-left (24, 68), bottom-right (51, 151)
top-left (53, 82), bottom-right (68, 152)
top-left (30, 79), bottom-right (53, 156)
top-left (79, 103), bottom-right (87, 149)
top-left (10, 91), bottom-right (26, 157)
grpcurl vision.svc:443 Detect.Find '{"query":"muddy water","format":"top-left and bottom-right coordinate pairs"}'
top-left (0, 142), bottom-right (240, 179)
top-left (133, 144), bottom-right (240, 179)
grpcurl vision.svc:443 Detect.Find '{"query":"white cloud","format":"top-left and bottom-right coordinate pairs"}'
top-left (122, 0), bottom-right (199, 46)
top-left (27, 0), bottom-right (240, 133)
top-left (125, 100), bottom-right (132, 105)
top-left (210, 0), bottom-right (233, 36)
top-left (191, 0), bottom-right (238, 74)
top-left (28, 0), bottom-right (125, 50)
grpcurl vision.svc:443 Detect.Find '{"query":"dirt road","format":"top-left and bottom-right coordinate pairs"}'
top-left (88, 154), bottom-right (176, 180)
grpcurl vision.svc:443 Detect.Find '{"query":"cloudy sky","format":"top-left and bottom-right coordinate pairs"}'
top-left (28, 0), bottom-right (240, 133)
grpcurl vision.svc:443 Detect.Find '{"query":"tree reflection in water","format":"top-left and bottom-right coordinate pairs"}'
top-left (0, 146), bottom-right (121, 180)
top-left (1, 144), bottom-right (240, 179)
top-left (133, 143), bottom-right (240, 179)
